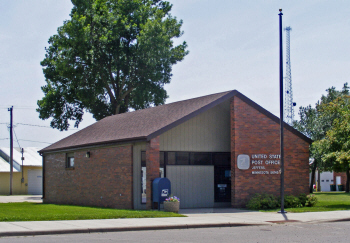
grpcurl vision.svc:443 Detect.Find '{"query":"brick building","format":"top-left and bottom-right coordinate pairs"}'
top-left (39, 90), bottom-right (312, 209)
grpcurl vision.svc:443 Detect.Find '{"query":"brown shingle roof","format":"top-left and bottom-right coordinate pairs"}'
top-left (40, 90), bottom-right (312, 153)
top-left (40, 90), bottom-right (235, 153)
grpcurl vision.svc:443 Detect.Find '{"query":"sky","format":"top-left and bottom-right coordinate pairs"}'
top-left (1, 0), bottom-right (350, 149)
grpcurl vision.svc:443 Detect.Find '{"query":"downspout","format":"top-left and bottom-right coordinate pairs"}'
top-left (40, 153), bottom-right (45, 199)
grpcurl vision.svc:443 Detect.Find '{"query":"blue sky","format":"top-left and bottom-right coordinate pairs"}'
top-left (1, 0), bottom-right (349, 148)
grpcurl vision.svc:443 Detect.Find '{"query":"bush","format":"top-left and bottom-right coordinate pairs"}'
top-left (305, 194), bottom-right (318, 207)
top-left (246, 193), bottom-right (317, 210)
top-left (246, 193), bottom-right (279, 210)
top-left (298, 193), bottom-right (308, 207)
top-left (284, 195), bottom-right (302, 208)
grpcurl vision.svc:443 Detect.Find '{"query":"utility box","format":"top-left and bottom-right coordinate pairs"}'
top-left (152, 177), bottom-right (171, 210)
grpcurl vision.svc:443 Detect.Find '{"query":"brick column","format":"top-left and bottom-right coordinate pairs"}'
top-left (146, 136), bottom-right (160, 209)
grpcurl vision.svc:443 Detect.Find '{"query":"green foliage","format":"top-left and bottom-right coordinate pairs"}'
top-left (37, 0), bottom-right (188, 130)
top-left (305, 194), bottom-right (318, 207)
top-left (0, 202), bottom-right (183, 222)
top-left (246, 193), bottom-right (280, 210)
top-left (314, 94), bottom-right (350, 192)
top-left (298, 193), bottom-right (308, 207)
top-left (284, 195), bottom-right (302, 208)
top-left (293, 83), bottom-right (350, 192)
top-left (246, 193), bottom-right (318, 210)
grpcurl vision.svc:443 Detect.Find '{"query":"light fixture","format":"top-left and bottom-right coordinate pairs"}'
top-left (86, 152), bottom-right (91, 158)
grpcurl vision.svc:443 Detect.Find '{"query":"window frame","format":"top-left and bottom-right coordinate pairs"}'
top-left (66, 152), bottom-right (75, 169)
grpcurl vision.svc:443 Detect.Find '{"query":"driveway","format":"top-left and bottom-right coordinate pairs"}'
top-left (0, 195), bottom-right (42, 203)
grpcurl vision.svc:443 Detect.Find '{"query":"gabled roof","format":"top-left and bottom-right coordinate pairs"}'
top-left (0, 147), bottom-right (42, 168)
top-left (0, 157), bottom-right (19, 172)
top-left (40, 90), bottom-right (312, 153)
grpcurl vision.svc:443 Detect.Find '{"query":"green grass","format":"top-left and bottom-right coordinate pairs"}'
top-left (263, 192), bottom-right (350, 212)
top-left (0, 202), bottom-right (184, 222)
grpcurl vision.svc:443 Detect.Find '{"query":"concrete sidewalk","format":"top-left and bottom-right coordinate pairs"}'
top-left (1, 207), bottom-right (350, 237)
top-left (0, 195), bottom-right (42, 203)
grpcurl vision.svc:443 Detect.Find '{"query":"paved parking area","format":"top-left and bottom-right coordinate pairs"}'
top-left (0, 195), bottom-right (42, 203)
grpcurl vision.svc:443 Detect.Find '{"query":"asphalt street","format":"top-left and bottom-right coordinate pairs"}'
top-left (0, 221), bottom-right (349, 243)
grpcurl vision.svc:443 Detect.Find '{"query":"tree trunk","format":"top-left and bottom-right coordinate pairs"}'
top-left (346, 166), bottom-right (350, 193)
top-left (309, 161), bottom-right (317, 193)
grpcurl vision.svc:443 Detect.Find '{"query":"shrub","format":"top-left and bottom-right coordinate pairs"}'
top-left (284, 195), bottom-right (302, 208)
top-left (246, 193), bottom-right (279, 210)
top-left (246, 193), bottom-right (317, 210)
top-left (305, 194), bottom-right (318, 207)
top-left (298, 193), bottom-right (308, 207)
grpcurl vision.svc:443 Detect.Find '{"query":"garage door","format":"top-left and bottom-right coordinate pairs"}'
top-left (320, 171), bottom-right (333, 192)
top-left (28, 170), bottom-right (42, 195)
top-left (166, 165), bottom-right (214, 208)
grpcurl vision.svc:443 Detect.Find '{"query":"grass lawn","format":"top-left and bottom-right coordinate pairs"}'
top-left (264, 192), bottom-right (350, 213)
top-left (0, 202), bottom-right (184, 222)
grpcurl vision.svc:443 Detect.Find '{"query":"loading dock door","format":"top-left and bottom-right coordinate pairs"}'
top-left (28, 170), bottom-right (42, 195)
top-left (166, 165), bottom-right (214, 208)
top-left (319, 171), bottom-right (333, 192)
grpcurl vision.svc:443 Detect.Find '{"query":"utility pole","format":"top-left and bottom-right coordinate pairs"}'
top-left (8, 106), bottom-right (13, 195)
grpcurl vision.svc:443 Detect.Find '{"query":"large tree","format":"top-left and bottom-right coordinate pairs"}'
top-left (293, 83), bottom-right (349, 193)
top-left (37, 0), bottom-right (188, 130)
top-left (314, 95), bottom-right (350, 192)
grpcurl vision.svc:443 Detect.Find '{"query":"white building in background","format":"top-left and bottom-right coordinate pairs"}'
top-left (311, 171), bottom-right (346, 192)
top-left (0, 147), bottom-right (42, 195)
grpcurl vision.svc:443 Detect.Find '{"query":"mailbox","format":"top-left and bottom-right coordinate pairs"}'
top-left (152, 177), bottom-right (171, 210)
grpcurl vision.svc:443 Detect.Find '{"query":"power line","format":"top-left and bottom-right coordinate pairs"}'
top-left (0, 122), bottom-right (79, 130)
top-left (0, 138), bottom-right (51, 144)
top-left (18, 139), bottom-right (52, 144)
top-left (16, 123), bottom-right (52, 128)
top-left (0, 106), bottom-right (36, 110)
top-left (15, 123), bottom-right (79, 130)
top-left (13, 128), bottom-right (21, 148)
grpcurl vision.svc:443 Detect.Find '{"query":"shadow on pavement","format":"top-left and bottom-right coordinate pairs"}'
top-left (179, 208), bottom-right (253, 214)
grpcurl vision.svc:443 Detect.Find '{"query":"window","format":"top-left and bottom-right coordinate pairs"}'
top-left (141, 152), bottom-right (146, 204)
top-left (213, 153), bottom-right (231, 166)
top-left (176, 152), bottom-right (189, 165)
top-left (190, 152), bottom-right (211, 165)
top-left (140, 151), bottom-right (165, 204)
top-left (66, 153), bottom-right (74, 168)
top-left (167, 152), bottom-right (176, 165)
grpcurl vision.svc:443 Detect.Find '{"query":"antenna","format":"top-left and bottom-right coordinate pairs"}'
top-left (284, 26), bottom-right (295, 125)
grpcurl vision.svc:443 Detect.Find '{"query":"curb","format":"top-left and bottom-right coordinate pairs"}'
top-left (0, 223), bottom-right (264, 237)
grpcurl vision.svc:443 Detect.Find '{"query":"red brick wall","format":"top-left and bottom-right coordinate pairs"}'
top-left (231, 96), bottom-right (309, 207)
top-left (43, 145), bottom-right (133, 209)
top-left (146, 137), bottom-right (160, 209)
top-left (333, 172), bottom-right (347, 189)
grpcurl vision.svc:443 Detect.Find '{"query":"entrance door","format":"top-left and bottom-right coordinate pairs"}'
top-left (214, 166), bottom-right (231, 202)
top-left (166, 165), bottom-right (214, 208)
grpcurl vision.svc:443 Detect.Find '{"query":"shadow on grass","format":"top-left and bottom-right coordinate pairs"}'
top-left (320, 204), bottom-right (350, 209)
top-left (315, 192), bottom-right (350, 197)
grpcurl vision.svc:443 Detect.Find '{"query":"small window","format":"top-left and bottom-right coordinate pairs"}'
top-left (213, 153), bottom-right (231, 166)
top-left (66, 153), bottom-right (74, 168)
top-left (167, 152), bottom-right (176, 165)
top-left (160, 152), bottom-right (165, 167)
top-left (176, 152), bottom-right (189, 165)
top-left (190, 152), bottom-right (211, 165)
